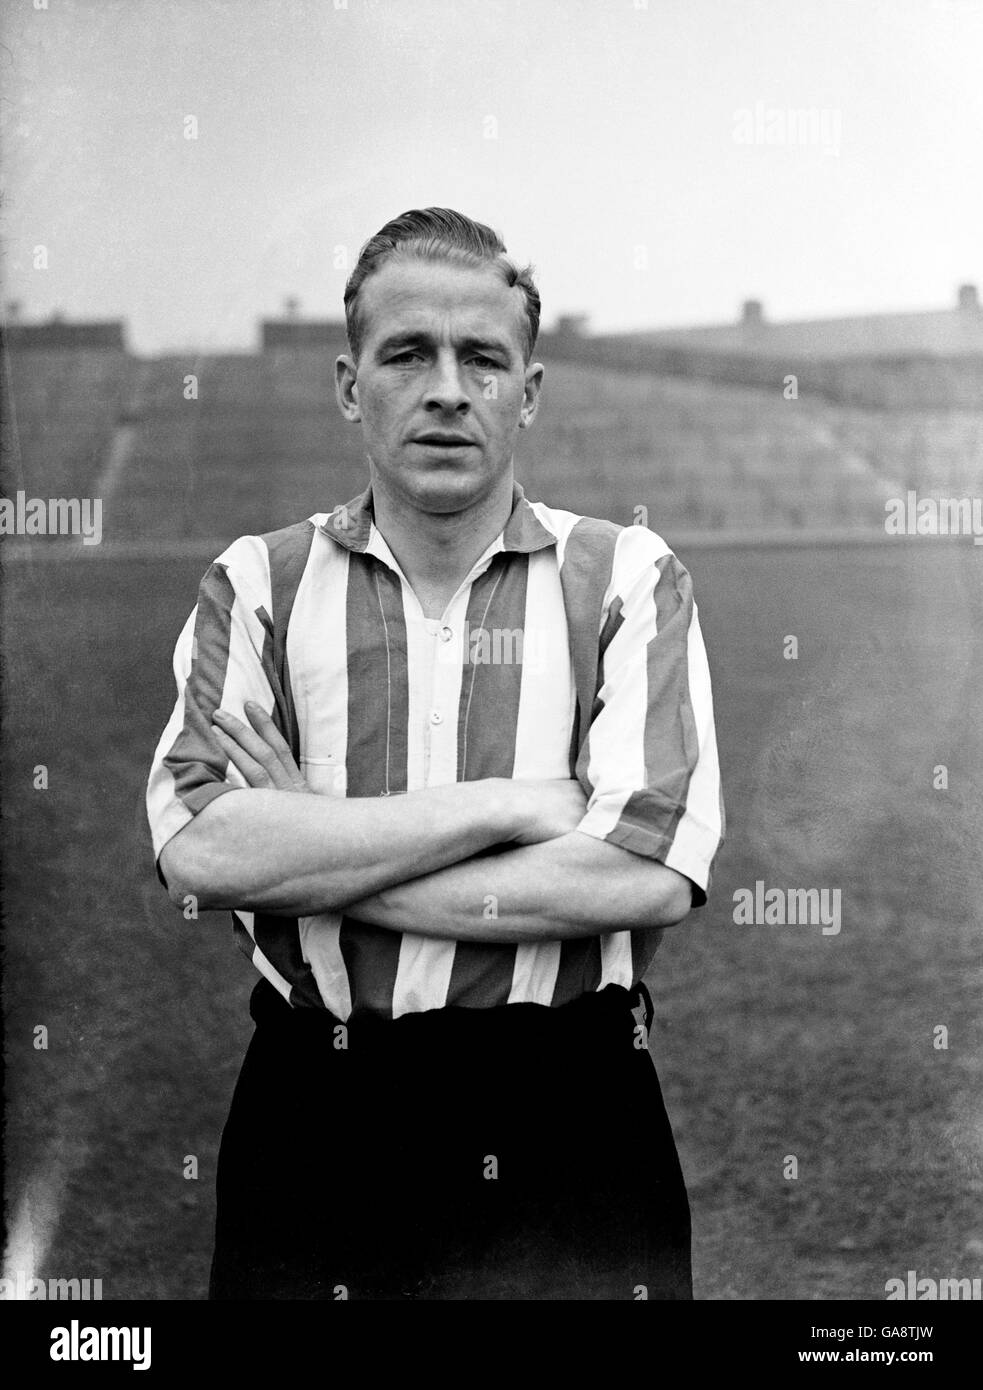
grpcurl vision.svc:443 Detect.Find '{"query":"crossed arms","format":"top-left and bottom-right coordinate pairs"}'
top-left (159, 703), bottom-right (693, 943)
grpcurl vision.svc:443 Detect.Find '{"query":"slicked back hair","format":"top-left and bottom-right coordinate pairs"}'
top-left (343, 207), bottom-right (541, 363)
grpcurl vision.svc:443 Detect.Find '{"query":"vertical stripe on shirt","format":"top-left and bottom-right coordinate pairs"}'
top-left (506, 546), bottom-right (578, 1004)
top-left (456, 552), bottom-right (528, 781)
top-left (233, 910), bottom-right (295, 1005)
top-left (615, 554), bottom-right (699, 852)
top-left (287, 530), bottom-right (354, 1019)
top-left (555, 517), bottom-right (635, 995)
top-left (340, 556), bottom-right (411, 1018)
top-left (551, 938), bottom-right (604, 1007)
top-left (660, 602), bottom-right (725, 879)
top-left (259, 519), bottom-right (315, 760)
top-left (251, 911), bottom-right (325, 1010)
top-left (557, 516), bottom-right (622, 788)
top-left (389, 575), bottom-right (464, 1017)
top-left (162, 561), bottom-right (236, 812)
top-left (446, 552), bottom-right (529, 1006)
top-left (346, 556), bottom-right (409, 798)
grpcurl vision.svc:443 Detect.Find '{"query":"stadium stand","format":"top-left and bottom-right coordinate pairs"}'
top-left (2, 313), bottom-right (980, 550)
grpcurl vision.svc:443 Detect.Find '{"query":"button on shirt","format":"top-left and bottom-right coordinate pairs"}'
top-left (146, 482), bottom-right (725, 1021)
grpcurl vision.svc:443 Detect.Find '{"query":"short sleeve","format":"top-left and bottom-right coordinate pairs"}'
top-left (145, 537), bottom-right (279, 877)
top-left (574, 542), bottom-right (725, 906)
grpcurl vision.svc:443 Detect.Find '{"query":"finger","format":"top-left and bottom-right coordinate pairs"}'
top-left (211, 724), bottom-right (274, 789)
top-left (243, 702), bottom-right (302, 771)
top-left (212, 708), bottom-right (281, 770)
top-left (215, 707), bottom-right (307, 792)
top-left (242, 703), bottom-right (311, 792)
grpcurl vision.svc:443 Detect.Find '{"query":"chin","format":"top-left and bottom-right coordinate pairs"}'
top-left (403, 467), bottom-right (497, 514)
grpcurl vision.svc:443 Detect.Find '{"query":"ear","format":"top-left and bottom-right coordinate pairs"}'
top-left (518, 362), bottom-right (544, 430)
top-left (335, 354), bottom-right (361, 422)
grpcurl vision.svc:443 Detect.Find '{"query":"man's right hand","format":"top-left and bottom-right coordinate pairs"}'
top-left (506, 778), bottom-right (589, 845)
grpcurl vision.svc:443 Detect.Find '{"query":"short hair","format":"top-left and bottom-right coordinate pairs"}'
top-left (343, 207), bottom-right (541, 363)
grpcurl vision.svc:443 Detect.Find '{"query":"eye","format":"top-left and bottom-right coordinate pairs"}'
top-left (388, 350), bottom-right (424, 364)
top-left (469, 354), bottom-right (500, 369)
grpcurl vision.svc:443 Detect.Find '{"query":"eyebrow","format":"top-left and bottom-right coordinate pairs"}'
top-left (373, 331), bottom-right (516, 360)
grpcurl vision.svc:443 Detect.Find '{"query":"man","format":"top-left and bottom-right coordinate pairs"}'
top-left (146, 207), bottom-right (724, 1301)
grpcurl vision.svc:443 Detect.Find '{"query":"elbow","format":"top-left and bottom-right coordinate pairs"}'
top-left (158, 830), bottom-right (228, 912)
top-left (164, 870), bottom-right (204, 913)
top-left (650, 872), bottom-right (693, 927)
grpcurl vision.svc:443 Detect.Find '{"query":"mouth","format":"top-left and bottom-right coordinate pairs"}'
top-left (410, 434), bottom-right (476, 448)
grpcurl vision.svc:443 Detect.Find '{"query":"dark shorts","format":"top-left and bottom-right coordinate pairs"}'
top-left (209, 976), bottom-right (692, 1301)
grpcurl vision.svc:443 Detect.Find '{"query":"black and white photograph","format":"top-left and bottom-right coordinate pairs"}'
top-left (1, 0), bottom-right (981, 1350)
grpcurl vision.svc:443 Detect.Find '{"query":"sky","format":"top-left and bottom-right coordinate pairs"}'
top-left (1, 0), bottom-right (982, 354)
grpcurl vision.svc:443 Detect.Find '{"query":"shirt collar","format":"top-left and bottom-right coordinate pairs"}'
top-left (318, 481), bottom-right (556, 556)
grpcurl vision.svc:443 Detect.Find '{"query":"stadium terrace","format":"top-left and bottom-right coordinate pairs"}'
top-left (0, 491), bottom-right (102, 545)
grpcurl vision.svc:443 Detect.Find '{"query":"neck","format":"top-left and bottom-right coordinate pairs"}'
top-left (369, 470), bottom-right (515, 614)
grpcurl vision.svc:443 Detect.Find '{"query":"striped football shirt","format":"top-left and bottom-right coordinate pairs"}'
top-left (146, 481), bottom-right (724, 1020)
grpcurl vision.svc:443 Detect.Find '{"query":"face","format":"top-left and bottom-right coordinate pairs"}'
top-left (335, 257), bottom-right (543, 516)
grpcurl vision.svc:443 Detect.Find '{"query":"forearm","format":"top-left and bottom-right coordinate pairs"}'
top-left (345, 830), bottom-right (693, 943)
top-left (159, 780), bottom-right (518, 915)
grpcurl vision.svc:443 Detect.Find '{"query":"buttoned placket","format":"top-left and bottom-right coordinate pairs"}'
top-left (364, 525), bottom-right (503, 791)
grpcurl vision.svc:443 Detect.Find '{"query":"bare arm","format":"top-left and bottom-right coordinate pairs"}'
top-left (159, 704), bottom-right (586, 916)
top-left (344, 830), bottom-right (693, 943)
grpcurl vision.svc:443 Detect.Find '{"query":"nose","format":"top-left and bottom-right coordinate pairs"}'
top-left (423, 352), bottom-right (470, 414)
